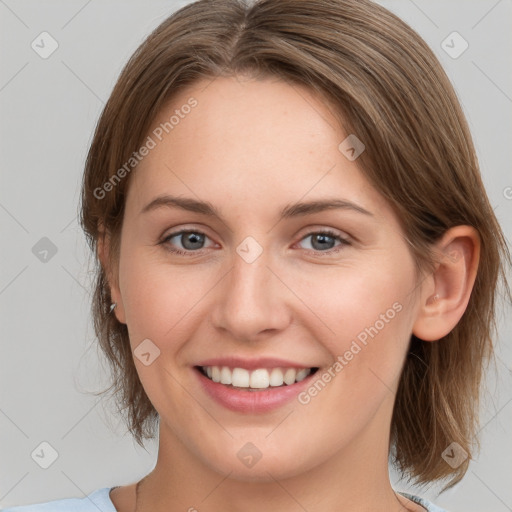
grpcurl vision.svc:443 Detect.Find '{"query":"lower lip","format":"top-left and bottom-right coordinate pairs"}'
top-left (194, 367), bottom-right (317, 413)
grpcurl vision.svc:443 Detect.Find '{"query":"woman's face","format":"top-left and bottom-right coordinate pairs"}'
top-left (111, 75), bottom-right (425, 480)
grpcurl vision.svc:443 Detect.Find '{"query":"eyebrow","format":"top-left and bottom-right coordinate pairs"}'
top-left (140, 194), bottom-right (373, 220)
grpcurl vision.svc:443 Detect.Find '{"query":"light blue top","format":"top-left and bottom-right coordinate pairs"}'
top-left (0, 487), bottom-right (449, 511)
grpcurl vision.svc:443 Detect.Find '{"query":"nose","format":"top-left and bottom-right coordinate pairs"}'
top-left (210, 245), bottom-right (292, 343)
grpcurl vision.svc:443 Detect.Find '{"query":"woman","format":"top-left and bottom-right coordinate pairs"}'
top-left (3, 0), bottom-right (509, 511)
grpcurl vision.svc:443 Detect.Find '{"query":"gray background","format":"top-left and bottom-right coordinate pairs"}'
top-left (1, 1), bottom-right (511, 510)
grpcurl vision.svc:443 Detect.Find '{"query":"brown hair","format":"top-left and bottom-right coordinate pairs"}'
top-left (79, 0), bottom-right (510, 491)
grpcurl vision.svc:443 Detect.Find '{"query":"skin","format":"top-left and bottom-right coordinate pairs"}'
top-left (100, 75), bottom-right (480, 512)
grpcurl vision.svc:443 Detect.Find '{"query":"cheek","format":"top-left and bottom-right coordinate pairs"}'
top-left (293, 254), bottom-right (413, 331)
top-left (292, 252), bottom-right (417, 384)
top-left (290, 256), bottom-right (417, 432)
top-left (118, 250), bottom-right (215, 344)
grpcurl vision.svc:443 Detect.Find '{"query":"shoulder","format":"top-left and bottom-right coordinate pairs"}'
top-left (397, 491), bottom-right (451, 512)
top-left (0, 487), bottom-right (116, 512)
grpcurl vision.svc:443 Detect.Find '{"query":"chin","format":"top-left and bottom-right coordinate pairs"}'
top-left (211, 460), bottom-right (308, 483)
top-left (200, 440), bottom-right (318, 483)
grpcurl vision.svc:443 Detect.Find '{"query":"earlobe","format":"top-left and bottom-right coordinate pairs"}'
top-left (412, 225), bottom-right (480, 342)
top-left (97, 225), bottom-right (127, 324)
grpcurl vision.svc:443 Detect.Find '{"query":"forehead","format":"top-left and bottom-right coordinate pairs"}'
top-left (125, 75), bottom-right (389, 220)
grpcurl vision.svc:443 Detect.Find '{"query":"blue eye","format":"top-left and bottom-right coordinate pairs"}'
top-left (160, 229), bottom-right (350, 256)
top-left (160, 230), bottom-right (214, 256)
top-left (297, 229), bottom-right (350, 253)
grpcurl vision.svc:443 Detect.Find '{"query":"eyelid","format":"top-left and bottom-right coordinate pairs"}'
top-left (293, 228), bottom-right (351, 254)
top-left (160, 228), bottom-right (216, 252)
top-left (296, 225), bottom-right (351, 241)
top-left (159, 225), bottom-right (352, 256)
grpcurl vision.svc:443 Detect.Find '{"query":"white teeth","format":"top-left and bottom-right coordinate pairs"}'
top-left (220, 366), bottom-right (232, 385)
top-left (283, 368), bottom-right (296, 385)
top-left (201, 366), bottom-right (313, 389)
top-left (232, 368), bottom-right (250, 387)
top-left (211, 366), bottom-right (221, 383)
top-left (269, 368), bottom-right (284, 386)
top-left (250, 369), bottom-right (269, 389)
top-left (295, 368), bottom-right (310, 382)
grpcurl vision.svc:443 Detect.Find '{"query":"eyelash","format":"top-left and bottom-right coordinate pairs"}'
top-left (159, 228), bottom-right (351, 257)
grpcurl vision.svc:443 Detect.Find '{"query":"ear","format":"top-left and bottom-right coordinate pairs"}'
top-left (412, 225), bottom-right (480, 341)
top-left (97, 223), bottom-right (126, 324)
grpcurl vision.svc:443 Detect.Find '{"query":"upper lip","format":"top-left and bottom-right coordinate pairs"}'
top-left (195, 356), bottom-right (318, 371)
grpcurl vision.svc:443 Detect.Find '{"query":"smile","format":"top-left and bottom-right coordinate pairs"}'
top-left (198, 365), bottom-right (319, 390)
top-left (194, 364), bottom-right (320, 413)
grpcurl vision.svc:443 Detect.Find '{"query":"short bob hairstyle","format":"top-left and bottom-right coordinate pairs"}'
top-left (79, 0), bottom-right (510, 492)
